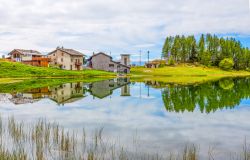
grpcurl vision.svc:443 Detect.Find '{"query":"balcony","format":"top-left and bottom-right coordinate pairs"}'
top-left (32, 57), bottom-right (51, 62)
top-left (75, 62), bottom-right (82, 66)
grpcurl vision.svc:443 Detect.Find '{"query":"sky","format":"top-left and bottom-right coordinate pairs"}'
top-left (0, 0), bottom-right (250, 61)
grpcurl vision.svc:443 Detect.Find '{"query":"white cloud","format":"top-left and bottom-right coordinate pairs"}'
top-left (0, 0), bottom-right (249, 58)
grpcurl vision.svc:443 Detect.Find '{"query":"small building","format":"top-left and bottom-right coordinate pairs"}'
top-left (48, 47), bottom-right (86, 70)
top-left (145, 59), bottom-right (166, 68)
top-left (8, 49), bottom-right (50, 67)
top-left (87, 52), bottom-right (130, 73)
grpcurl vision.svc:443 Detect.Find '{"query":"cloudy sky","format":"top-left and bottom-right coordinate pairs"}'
top-left (0, 0), bottom-right (250, 61)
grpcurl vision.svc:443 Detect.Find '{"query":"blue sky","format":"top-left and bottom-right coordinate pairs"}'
top-left (0, 0), bottom-right (249, 62)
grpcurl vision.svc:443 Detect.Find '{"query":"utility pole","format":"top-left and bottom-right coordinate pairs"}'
top-left (147, 51), bottom-right (150, 63)
top-left (139, 50), bottom-right (142, 66)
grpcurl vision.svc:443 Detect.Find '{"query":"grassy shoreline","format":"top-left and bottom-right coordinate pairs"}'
top-left (1, 61), bottom-right (250, 85)
top-left (130, 64), bottom-right (250, 84)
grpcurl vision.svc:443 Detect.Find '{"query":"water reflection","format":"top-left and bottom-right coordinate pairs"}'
top-left (88, 78), bottom-right (130, 99)
top-left (161, 78), bottom-right (250, 113)
top-left (49, 82), bottom-right (86, 104)
top-left (1, 77), bottom-right (250, 113)
top-left (0, 78), bottom-right (132, 105)
top-left (0, 77), bottom-right (250, 159)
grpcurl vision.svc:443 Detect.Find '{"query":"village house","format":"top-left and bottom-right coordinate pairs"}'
top-left (48, 47), bottom-right (86, 70)
top-left (87, 52), bottom-right (130, 73)
top-left (8, 49), bottom-right (50, 67)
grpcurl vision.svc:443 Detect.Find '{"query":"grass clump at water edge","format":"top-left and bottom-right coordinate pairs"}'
top-left (0, 116), bottom-right (249, 159)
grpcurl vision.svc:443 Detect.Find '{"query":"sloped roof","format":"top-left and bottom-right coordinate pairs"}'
top-left (88, 52), bottom-right (112, 60)
top-left (48, 48), bottom-right (86, 56)
top-left (9, 49), bottom-right (42, 56)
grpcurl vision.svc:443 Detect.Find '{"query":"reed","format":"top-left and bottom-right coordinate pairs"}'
top-left (0, 116), bottom-right (249, 160)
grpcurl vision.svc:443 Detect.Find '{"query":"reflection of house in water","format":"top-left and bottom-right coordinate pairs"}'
top-left (88, 78), bottom-right (131, 99)
top-left (121, 85), bottom-right (130, 96)
top-left (9, 87), bottom-right (51, 105)
top-left (0, 93), bottom-right (12, 103)
top-left (49, 82), bottom-right (85, 104)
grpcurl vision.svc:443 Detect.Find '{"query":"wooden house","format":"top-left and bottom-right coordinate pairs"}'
top-left (8, 49), bottom-right (50, 67)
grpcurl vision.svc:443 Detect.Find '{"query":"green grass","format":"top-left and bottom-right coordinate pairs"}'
top-left (0, 61), bottom-right (115, 78)
top-left (1, 61), bottom-right (250, 85)
top-left (0, 78), bottom-right (110, 93)
top-left (130, 64), bottom-right (250, 84)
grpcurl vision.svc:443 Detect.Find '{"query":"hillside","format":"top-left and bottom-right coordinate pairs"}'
top-left (0, 61), bottom-right (115, 78)
top-left (130, 64), bottom-right (250, 84)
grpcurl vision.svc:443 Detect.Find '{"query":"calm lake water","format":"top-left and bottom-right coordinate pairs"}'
top-left (0, 77), bottom-right (250, 159)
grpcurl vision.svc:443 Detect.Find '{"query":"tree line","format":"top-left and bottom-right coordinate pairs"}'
top-left (162, 34), bottom-right (250, 70)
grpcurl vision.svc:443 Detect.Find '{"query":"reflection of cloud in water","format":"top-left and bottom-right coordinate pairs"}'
top-left (0, 80), bottom-right (250, 158)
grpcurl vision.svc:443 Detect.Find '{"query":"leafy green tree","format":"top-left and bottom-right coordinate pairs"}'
top-left (219, 58), bottom-right (234, 70)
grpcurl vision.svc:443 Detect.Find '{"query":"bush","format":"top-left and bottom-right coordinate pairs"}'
top-left (219, 58), bottom-right (234, 70)
top-left (168, 56), bottom-right (175, 66)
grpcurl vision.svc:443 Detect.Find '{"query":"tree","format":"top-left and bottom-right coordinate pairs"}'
top-left (171, 35), bottom-right (181, 61)
top-left (219, 58), bottom-right (234, 70)
top-left (162, 36), bottom-right (173, 58)
top-left (198, 34), bottom-right (205, 62)
top-left (162, 34), bottom-right (250, 70)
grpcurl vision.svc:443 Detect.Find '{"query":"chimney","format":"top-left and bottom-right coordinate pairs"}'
top-left (121, 54), bottom-right (130, 66)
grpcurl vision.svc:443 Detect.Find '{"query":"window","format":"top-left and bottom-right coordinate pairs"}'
top-left (124, 58), bottom-right (127, 65)
top-left (109, 64), bottom-right (114, 67)
top-left (71, 59), bottom-right (73, 62)
top-left (61, 58), bottom-right (63, 62)
top-left (62, 52), bottom-right (64, 56)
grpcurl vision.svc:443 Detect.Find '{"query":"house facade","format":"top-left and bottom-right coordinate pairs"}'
top-left (88, 52), bottom-right (130, 73)
top-left (8, 49), bottom-right (50, 67)
top-left (48, 47), bottom-right (85, 70)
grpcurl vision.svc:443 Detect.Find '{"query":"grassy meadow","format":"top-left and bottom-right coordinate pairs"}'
top-left (130, 64), bottom-right (250, 84)
top-left (0, 60), bottom-right (115, 78)
top-left (1, 60), bottom-right (250, 85)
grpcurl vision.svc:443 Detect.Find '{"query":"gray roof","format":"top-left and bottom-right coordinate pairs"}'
top-left (9, 49), bottom-right (42, 56)
top-left (88, 52), bottom-right (112, 59)
top-left (48, 48), bottom-right (86, 57)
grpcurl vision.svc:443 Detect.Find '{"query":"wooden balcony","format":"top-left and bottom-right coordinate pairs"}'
top-left (75, 62), bottom-right (82, 66)
top-left (32, 57), bottom-right (51, 62)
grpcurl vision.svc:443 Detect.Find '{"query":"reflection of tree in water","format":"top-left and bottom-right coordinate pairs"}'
top-left (161, 78), bottom-right (250, 113)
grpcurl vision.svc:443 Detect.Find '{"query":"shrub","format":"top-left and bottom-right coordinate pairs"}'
top-left (219, 58), bottom-right (234, 70)
top-left (219, 79), bottom-right (234, 90)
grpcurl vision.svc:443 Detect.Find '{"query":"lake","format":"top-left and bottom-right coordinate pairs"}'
top-left (0, 77), bottom-right (250, 159)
